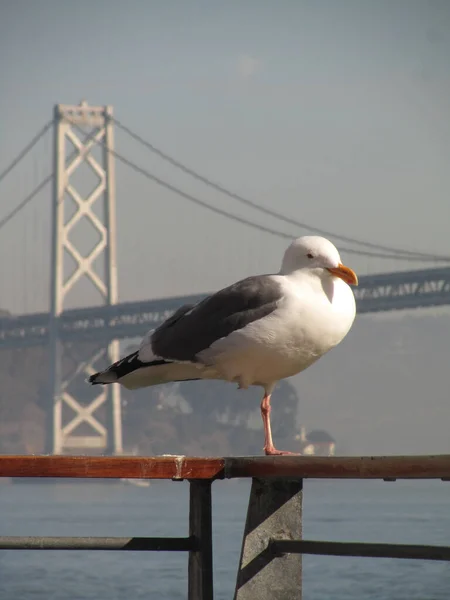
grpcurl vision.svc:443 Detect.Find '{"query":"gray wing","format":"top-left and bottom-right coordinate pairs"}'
top-left (151, 275), bottom-right (283, 362)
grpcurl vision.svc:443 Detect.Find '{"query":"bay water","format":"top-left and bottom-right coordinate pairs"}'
top-left (0, 478), bottom-right (449, 599)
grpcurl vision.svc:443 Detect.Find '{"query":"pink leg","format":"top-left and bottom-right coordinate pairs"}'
top-left (260, 393), bottom-right (300, 456)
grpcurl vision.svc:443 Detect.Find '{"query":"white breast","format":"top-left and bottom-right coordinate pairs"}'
top-left (199, 272), bottom-right (356, 388)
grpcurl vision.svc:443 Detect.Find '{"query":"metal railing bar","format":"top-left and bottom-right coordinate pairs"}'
top-left (0, 536), bottom-right (195, 551)
top-left (188, 480), bottom-right (213, 600)
top-left (269, 539), bottom-right (450, 561)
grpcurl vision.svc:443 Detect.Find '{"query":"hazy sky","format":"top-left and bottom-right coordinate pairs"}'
top-left (1, 1), bottom-right (450, 454)
top-left (1, 0), bottom-right (450, 312)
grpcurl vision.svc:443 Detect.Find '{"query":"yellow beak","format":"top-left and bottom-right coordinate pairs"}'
top-left (327, 263), bottom-right (358, 286)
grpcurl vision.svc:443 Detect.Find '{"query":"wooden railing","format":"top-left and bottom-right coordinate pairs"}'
top-left (1, 454), bottom-right (450, 600)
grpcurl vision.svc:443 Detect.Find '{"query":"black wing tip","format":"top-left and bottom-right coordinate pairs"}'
top-left (86, 372), bottom-right (116, 385)
top-left (85, 352), bottom-right (167, 387)
top-left (86, 351), bottom-right (141, 386)
top-left (87, 373), bottom-right (102, 385)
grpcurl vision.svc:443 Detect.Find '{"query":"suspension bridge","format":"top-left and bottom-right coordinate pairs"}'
top-left (1, 101), bottom-right (449, 457)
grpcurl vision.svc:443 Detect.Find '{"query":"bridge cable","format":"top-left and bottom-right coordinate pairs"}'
top-left (0, 120), bottom-right (53, 184)
top-left (112, 117), bottom-right (449, 262)
top-left (0, 124), bottom-right (107, 232)
top-left (0, 175), bottom-right (52, 232)
top-left (91, 136), bottom-right (447, 262)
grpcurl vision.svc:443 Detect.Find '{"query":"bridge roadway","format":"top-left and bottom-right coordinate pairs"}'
top-left (1, 266), bottom-right (450, 349)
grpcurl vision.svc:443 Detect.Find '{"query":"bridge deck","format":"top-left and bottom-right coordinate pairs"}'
top-left (1, 266), bottom-right (450, 348)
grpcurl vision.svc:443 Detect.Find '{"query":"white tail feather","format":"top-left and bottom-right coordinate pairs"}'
top-left (118, 361), bottom-right (217, 390)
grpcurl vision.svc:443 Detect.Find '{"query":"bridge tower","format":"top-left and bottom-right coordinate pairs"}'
top-left (48, 101), bottom-right (123, 455)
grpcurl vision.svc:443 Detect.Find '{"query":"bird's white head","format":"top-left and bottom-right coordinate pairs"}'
top-left (280, 236), bottom-right (358, 286)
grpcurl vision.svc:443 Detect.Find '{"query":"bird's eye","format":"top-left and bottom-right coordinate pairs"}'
top-left (307, 253), bottom-right (314, 259)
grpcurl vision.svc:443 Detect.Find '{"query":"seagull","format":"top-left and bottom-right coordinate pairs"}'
top-left (88, 236), bottom-right (358, 455)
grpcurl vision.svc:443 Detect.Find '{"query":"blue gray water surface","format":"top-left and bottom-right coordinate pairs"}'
top-left (0, 479), bottom-right (449, 599)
